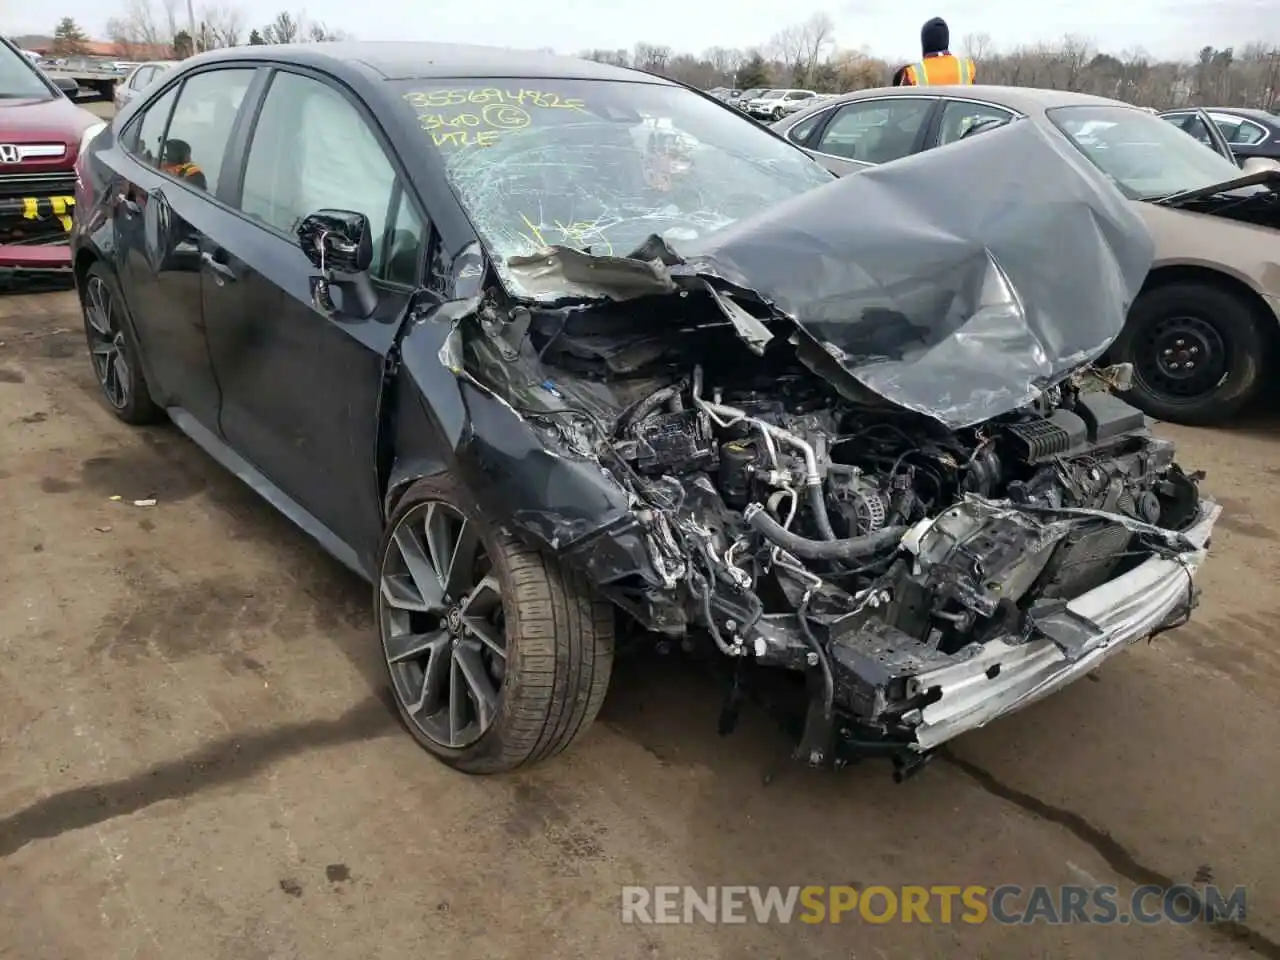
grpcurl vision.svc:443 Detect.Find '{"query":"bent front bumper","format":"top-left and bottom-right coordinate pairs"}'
top-left (903, 498), bottom-right (1221, 750)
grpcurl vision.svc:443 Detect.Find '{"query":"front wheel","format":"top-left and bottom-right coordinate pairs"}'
top-left (377, 474), bottom-right (615, 773)
top-left (1110, 282), bottom-right (1268, 425)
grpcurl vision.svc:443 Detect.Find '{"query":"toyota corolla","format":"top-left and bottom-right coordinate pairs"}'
top-left (72, 43), bottom-right (1219, 777)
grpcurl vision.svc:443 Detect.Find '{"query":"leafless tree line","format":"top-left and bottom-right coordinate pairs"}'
top-left (104, 0), bottom-right (346, 58)
top-left (582, 18), bottom-right (1280, 112)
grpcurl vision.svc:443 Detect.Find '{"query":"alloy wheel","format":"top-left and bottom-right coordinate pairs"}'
top-left (1134, 314), bottom-right (1229, 401)
top-left (83, 275), bottom-right (130, 410)
top-left (379, 501), bottom-right (508, 749)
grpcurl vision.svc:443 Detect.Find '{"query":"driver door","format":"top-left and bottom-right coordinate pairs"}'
top-left (202, 68), bottom-right (429, 562)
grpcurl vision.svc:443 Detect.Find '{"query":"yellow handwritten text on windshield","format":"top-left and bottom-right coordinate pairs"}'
top-left (403, 89), bottom-right (588, 148)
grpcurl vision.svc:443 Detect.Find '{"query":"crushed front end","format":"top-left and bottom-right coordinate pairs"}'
top-left (424, 120), bottom-right (1220, 774)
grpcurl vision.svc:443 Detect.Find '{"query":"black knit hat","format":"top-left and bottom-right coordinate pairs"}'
top-left (921, 17), bottom-right (950, 55)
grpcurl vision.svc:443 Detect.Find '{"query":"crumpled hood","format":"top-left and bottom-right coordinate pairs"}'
top-left (672, 119), bottom-right (1155, 428)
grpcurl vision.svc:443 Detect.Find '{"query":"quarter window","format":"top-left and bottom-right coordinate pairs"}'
top-left (157, 69), bottom-right (254, 193)
top-left (937, 100), bottom-right (1014, 146)
top-left (239, 70), bottom-right (427, 285)
top-left (787, 110), bottom-right (826, 146)
top-left (130, 83), bottom-right (178, 162)
top-left (814, 98), bottom-right (933, 164)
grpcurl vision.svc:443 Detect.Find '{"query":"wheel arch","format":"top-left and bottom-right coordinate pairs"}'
top-left (1140, 263), bottom-right (1280, 337)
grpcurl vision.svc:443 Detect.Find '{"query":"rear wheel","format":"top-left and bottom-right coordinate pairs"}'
top-left (1111, 282), bottom-right (1267, 425)
top-left (377, 475), bottom-right (614, 773)
top-left (80, 262), bottom-right (161, 425)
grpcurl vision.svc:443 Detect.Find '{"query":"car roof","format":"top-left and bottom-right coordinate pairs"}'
top-left (797, 84), bottom-right (1130, 115)
top-left (180, 41), bottom-right (671, 85)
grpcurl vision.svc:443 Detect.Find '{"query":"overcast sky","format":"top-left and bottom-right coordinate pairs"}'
top-left (9, 0), bottom-right (1276, 63)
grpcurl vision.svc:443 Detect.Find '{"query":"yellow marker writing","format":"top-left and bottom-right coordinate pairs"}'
top-left (22, 197), bottom-right (38, 220)
top-left (519, 213), bottom-right (547, 248)
top-left (51, 197), bottom-right (67, 215)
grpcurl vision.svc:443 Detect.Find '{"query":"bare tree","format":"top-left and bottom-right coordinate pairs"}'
top-left (796, 12), bottom-right (836, 83)
top-left (633, 43), bottom-right (672, 74)
top-left (961, 31), bottom-right (993, 63)
top-left (199, 2), bottom-right (246, 47)
top-left (106, 0), bottom-right (183, 54)
top-left (261, 10), bottom-right (301, 43)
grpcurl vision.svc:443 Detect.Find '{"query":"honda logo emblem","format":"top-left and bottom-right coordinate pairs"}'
top-left (0, 145), bottom-right (19, 164)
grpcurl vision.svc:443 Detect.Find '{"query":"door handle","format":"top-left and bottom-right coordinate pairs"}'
top-left (200, 249), bottom-right (237, 283)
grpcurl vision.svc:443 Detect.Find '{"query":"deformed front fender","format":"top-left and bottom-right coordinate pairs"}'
top-left (388, 300), bottom-right (677, 621)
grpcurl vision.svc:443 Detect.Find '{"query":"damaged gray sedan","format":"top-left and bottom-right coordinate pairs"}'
top-left (72, 43), bottom-right (1219, 777)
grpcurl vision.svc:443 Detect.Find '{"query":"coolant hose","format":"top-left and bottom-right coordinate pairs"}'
top-left (745, 503), bottom-right (906, 561)
top-left (806, 481), bottom-right (837, 541)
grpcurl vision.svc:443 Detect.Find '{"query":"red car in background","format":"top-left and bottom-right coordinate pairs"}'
top-left (0, 35), bottom-right (104, 278)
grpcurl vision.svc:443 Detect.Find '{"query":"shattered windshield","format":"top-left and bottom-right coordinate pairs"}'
top-left (1047, 104), bottom-right (1247, 201)
top-left (396, 79), bottom-right (833, 299)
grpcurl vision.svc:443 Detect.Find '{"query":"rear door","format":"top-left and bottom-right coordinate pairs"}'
top-left (112, 66), bottom-right (257, 431)
top-left (204, 66), bottom-right (430, 554)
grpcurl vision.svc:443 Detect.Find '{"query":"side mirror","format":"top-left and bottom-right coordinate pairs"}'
top-left (296, 209), bottom-right (378, 318)
top-left (52, 76), bottom-right (79, 97)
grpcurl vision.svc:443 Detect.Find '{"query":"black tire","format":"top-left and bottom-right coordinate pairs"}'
top-left (378, 474), bottom-right (614, 773)
top-left (80, 262), bottom-right (162, 425)
top-left (1111, 282), bottom-right (1267, 425)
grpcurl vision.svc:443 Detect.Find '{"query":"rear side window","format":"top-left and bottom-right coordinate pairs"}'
top-left (129, 66), bottom-right (153, 89)
top-left (158, 69), bottom-right (254, 194)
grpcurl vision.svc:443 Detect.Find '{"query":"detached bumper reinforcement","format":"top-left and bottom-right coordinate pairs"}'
top-left (907, 499), bottom-right (1221, 751)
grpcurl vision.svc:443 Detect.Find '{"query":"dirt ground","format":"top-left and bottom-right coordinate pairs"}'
top-left (2, 283), bottom-right (1279, 960)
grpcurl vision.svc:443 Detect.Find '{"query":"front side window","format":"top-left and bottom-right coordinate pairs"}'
top-left (241, 71), bottom-right (426, 285)
top-left (160, 69), bottom-right (254, 193)
top-left (760, 90), bottom-right (785, 100)
top-left (814, 98), bottom-right (932, 164)
top-left (396, 79), bottom-right (832, 300)
top-left (1049, 104), bottom-right (1246, 200)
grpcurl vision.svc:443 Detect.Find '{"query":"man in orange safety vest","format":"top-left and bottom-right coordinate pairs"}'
top-left (892, 18), bottom-right (976, 86)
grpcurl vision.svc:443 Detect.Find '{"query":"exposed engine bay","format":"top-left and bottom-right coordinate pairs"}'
top-left (453, 283), bottom-right (1212, 775)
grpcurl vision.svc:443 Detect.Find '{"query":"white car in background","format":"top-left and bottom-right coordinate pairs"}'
top-left (745, 89), bottom-right (818, 121)
top-left (114, 60), bottom-right (179, 112)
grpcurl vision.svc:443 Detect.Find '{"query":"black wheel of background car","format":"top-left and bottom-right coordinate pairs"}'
top-left (80, 263), bottom-right (161, 425)
top-left (1111, 282), bottom-right (1267, 426)
top-left (772, 107), bottom-right (785, 121)
top-left (377, 474), bottom-right (615, 773)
